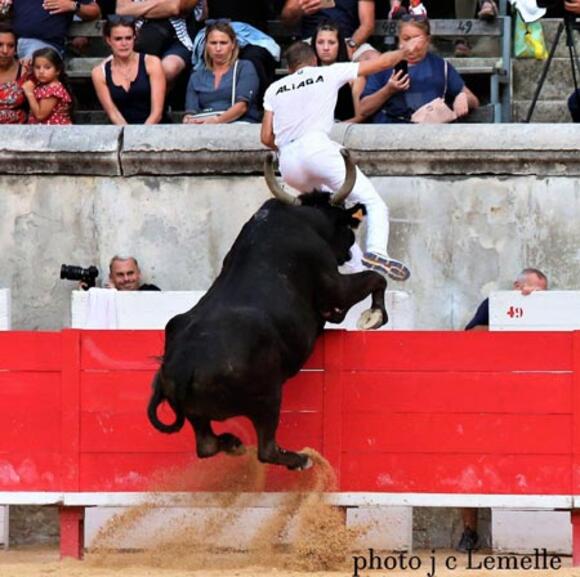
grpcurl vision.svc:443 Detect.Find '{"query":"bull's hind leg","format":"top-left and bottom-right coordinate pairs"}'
top-left (251, 406), bottom-right (311, 470)
top-left (187, 416), bottom-right (245, 458)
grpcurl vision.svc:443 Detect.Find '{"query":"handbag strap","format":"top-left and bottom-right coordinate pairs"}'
top-left (231, 60), bottom-right (238, 107)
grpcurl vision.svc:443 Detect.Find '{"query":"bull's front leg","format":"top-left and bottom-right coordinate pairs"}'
top-left (320, 270), bottom-right (388, 330)
top-left (250, 398), bottom-right (312, 470)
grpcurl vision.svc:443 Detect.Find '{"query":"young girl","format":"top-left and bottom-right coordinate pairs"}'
top-left (22, 48), bottom-right (73, 125)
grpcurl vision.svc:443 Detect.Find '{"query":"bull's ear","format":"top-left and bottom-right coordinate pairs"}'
top-left (347, 203), bottom-right (367, 228)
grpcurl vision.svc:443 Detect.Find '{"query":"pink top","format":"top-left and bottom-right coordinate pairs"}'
top-left (27, 81), bottom-right (72, 125)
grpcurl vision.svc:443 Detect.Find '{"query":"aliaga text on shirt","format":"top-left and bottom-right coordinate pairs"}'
top-left (275, 75), bottom-right (324, 95)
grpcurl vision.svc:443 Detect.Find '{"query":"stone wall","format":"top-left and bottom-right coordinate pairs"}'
top-left (0, 124), bottom-right (578, 330)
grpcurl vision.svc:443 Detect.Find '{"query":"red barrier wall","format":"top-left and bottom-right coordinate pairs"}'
top-left (0, 329), bottom-right (577, 495)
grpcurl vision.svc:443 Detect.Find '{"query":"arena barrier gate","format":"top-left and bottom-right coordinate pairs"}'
top-left (1, 329), bottom-right (580, 560)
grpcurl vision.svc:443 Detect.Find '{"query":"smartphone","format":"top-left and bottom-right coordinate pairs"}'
top-left (394, 60), bottom-right (408, 76)
top-left (319, 0), bottom-right (336, 8)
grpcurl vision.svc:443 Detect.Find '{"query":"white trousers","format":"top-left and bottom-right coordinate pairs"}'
top-left (278, 132), bottom-right (390, 256)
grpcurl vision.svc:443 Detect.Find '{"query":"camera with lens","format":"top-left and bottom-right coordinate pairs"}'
top-left (60, 264), bottom-right (99, 290)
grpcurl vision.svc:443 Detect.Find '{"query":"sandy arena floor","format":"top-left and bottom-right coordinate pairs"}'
top-left (1, 547), bottom-right (580, 577)
top-left (4, 452), bottom-right (579, 577)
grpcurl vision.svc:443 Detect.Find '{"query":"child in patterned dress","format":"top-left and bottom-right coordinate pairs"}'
top-left (22, 48), bottom-right (72, 125)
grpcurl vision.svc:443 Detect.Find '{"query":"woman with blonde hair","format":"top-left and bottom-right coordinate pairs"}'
top-left (183, 21), bottom-right (260, 124)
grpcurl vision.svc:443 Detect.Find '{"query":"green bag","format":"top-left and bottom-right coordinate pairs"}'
top-left (513, 10), bottom-right (548, 60)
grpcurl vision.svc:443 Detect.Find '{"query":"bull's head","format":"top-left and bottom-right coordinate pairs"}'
top-left (264, 148), bottom-right (356, 206)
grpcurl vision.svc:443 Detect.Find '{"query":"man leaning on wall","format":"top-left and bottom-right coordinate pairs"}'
top-left (457, 267), bottom-right (548, 552)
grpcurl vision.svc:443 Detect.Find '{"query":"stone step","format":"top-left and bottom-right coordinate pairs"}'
top-left (512, 99), bottom-right (572, 122)
top-left (512, 57), bottom-right (578, 100)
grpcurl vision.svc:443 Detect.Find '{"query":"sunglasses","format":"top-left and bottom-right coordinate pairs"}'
top-left (205, 18), bottom-right (231, 26)
top-left (106, 15), bottom-right (137, 26)
top-left (400, 13), bottom-right (429, 22)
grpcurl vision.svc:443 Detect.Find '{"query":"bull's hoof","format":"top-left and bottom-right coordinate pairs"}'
top-left (357, 308), bottom-right (385, 330)
top-left (218, 433), bottom-right (245, 456)
top-left (286, 453), bottom-right (312, 471)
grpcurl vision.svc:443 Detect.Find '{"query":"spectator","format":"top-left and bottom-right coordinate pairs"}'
top-left (92, 16), bottom-right (166, 125)
top-left (13, 0), bottom-right (100, 61)
top-left (569, 89), bottom-right (580, 123)
top-left (359, 16), bottom-right (479, 123)
top-left (281, 0), bottom-right (375, 61)
top-left (107, 255), bottom-right (161, 291)
top-left (313, 20), bottom-right (366, 122)
top-left (0, 23), bottom-right (28, 124)
top-left (183, 21), bottom-right (260, 124)
top-left (388, 0), bottom-right (428, 19)
top-left (23, 47), bottom-right (73, 124)
top-left (115, 0), bottom-right (199, 84)
top-left (464, 267), bottom-right (548, 331)
top-left (458, 267), bottom-right (549, 552)
top-left (454, 0), bottom-right (499, 57)
top-left (203, 1), bottom-right (280, 107)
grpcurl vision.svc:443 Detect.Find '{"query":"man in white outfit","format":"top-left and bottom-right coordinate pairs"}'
top-left (261, 41), bottom-right (418, 281)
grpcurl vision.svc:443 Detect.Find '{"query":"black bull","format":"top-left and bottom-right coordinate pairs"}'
top-left (147, 150), bottom-right (388, 470)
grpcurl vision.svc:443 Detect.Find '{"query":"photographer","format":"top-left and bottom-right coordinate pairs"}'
top-left (105, 255), bottom-right (161, 291)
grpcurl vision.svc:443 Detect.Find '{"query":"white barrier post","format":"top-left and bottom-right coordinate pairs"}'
top-left (0, 289), bottom-right (10, 548)
top-left (489, 289), bottom-right (575, 553)
top-left (0, 288), bottom-right (10, 330)
top-left (0, 505), bottom-right (8, 549)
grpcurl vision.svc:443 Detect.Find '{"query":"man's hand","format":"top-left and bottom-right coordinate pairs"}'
top-left (298, 0), bottom-right (324, 16)
top-left (565, 0), bottom-right (580, 14)
top-left (401, 36), bottom-right (423, 60)
top-left (43, 0), bottom-right (76, 15)
top-left (387, 69), bottom-right (410, 93)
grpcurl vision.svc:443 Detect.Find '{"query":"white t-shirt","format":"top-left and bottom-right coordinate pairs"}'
top-left (263, 62), bottom-right (359, 149)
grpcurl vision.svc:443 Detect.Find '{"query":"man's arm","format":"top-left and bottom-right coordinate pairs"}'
top-left (42, 0), bottom-right (100, 20)
top-left (565, 0), bottom-right (580, 14)
top-left (261, 110), bottom-right (277, 150)
top-left (349, 0), bottom-right (375, 53)
top-left (357, 48), bottom-right (405, 77)
top-left (78, 0), bottom-right (100, 20)
top-left (281, 0), bottom-right (324, 27)
top-left (117, 0), bottom-right (197, 19)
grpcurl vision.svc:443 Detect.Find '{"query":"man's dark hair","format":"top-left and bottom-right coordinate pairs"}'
top-left (285, 41), bottom-right (316, 71)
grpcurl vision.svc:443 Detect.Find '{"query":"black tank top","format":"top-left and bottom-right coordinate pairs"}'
top-left (105, 53), bottom-right (151, 124)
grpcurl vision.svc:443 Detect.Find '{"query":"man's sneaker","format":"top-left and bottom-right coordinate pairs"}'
top-left (478, 0), bottom-right (498, 21)
top-left (456, 527), bottom-right (480, 553)
top-left (362, 251), bottom-right (411, 282)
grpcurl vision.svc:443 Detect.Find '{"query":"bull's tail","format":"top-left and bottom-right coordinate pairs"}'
top-left (147, 370), bottom-right (185, 434)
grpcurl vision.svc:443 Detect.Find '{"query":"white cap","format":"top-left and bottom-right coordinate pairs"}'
top-left (510, 0), bottom-right (547, 23)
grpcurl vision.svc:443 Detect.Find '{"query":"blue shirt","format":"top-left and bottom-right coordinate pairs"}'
top-left (185, 59), bottom-right (261, 123)
top-left (362, 53), bottom-right (465, 123)
top-left (14, 0), bottom-right (95, 51)
top-left (301, 0), bottom-right (360, 39)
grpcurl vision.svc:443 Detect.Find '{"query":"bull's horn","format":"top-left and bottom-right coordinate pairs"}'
top-left (330, 149), bottom-right (357, 205)
top-left (264, 153), bottom-right (301, 206)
